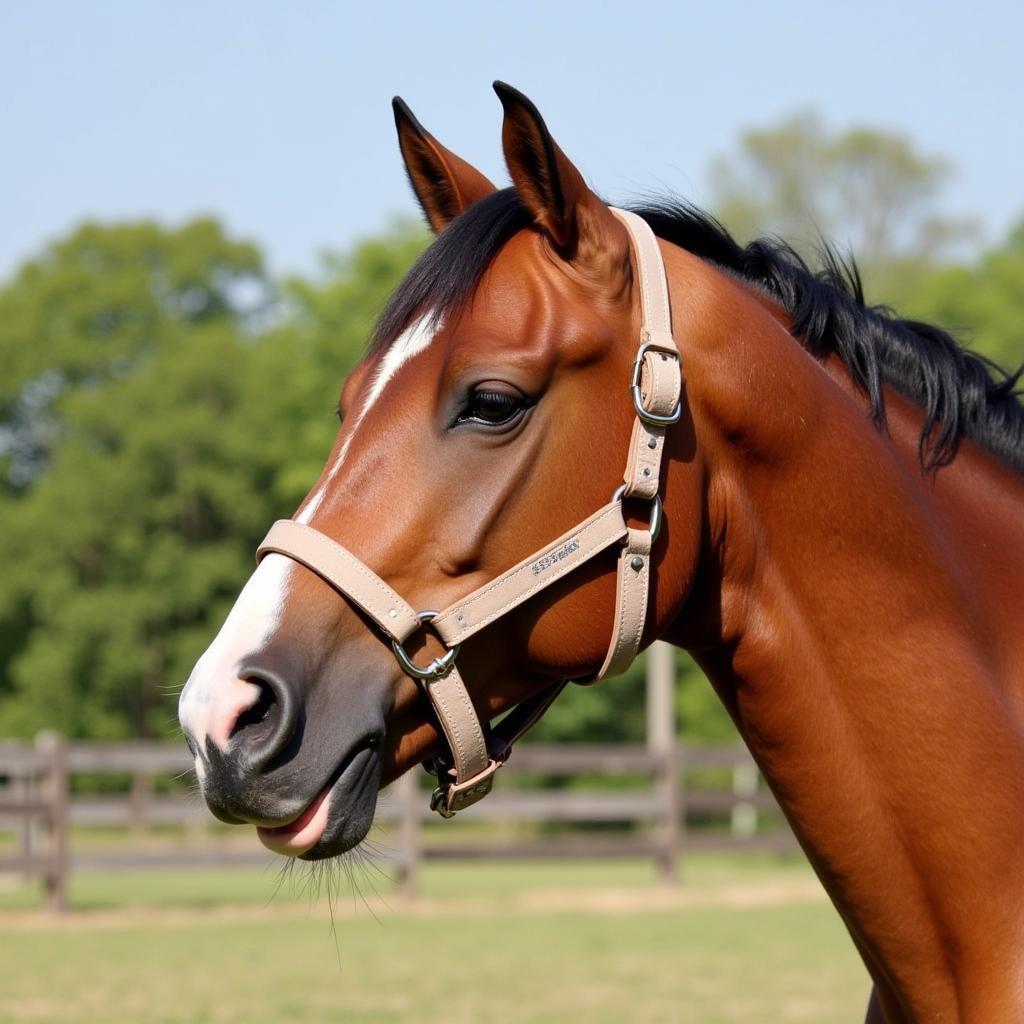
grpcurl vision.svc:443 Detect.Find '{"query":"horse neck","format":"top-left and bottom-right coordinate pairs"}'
top-left (659, 245), bottom-right (1024, 1018)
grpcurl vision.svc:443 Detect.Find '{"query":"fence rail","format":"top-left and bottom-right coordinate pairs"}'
top-left (0, 735), bottom-right (795, 910)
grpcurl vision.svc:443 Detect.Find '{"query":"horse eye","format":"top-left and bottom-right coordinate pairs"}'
top-left (457, 389), bottom-right (526, 427)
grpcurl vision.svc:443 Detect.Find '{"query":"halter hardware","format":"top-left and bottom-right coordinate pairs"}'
top-left (612, 485), bottom-right (663, 543)
top-left (430, 787), bottom-right (457, 818)
top-left (390, 610), bottom-right (461, 680)
top-left (429, 759), bottom-right (502, 818)
top-left (631, 340), bottom-right (682, 426)
top-left (255, 208), bottom-right (681, 819)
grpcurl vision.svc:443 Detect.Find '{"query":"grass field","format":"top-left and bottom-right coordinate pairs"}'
top-left (0, 854), bottom-right (869, 1023)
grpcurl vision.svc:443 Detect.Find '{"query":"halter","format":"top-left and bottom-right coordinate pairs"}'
top-left (256, 209), bottom-right (682, 816)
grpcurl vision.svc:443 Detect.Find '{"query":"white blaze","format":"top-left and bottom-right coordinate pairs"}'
top-left (298, 313), bottom-right (438, 523)
top-left (179, 313), bottom-right (439, 763)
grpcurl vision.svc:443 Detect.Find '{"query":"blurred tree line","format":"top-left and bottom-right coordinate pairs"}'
top-left (0, 115), bottom-right (1020, 744)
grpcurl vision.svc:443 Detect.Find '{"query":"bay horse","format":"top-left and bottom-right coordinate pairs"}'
top-left (178, 83), bottom-right (1024, 1022)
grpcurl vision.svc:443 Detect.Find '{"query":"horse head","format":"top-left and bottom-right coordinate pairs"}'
top-left (178, 84), bottom-right (703, 858)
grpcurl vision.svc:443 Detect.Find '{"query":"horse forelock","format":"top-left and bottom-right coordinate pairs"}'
top-left (371, 189), bottom-right (531, 354)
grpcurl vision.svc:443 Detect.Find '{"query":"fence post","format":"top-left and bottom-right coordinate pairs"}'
top-left (15, 770), bottom-right (34, 881)
top-left (36, 731), bottom-right (69, 913)
top-left (731, 756), bottom-right (759, 840)
top-left (129, 770), bottom-right (154, 837)
top-left (393, 771), bottom-right (420, 899)
top-left (646, 642), bottom-right (680, 883)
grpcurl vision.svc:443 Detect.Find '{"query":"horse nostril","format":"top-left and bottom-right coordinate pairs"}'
top-left (229, 667), bottom-right (298, 769)
top-left (230, 680), bottom-right (278, 740)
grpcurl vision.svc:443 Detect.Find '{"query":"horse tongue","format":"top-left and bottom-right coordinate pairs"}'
top-left (256, 785), bottom-right (332, 856)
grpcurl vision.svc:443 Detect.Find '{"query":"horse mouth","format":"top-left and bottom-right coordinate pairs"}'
top-left (256, 742), bottom-right (381, 859)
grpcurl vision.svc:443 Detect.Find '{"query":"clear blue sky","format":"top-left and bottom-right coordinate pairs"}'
top-left (2, 1), bottom-right (1021, 281)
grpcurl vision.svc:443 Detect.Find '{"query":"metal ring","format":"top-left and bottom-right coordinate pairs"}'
top-left (611, 485), bottom-right (663, 542)
top-left (391, 610), bottom-right (460, 681)
top-left (630, 341), bottom-right (682, 426)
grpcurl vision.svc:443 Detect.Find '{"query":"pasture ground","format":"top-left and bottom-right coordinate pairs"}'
top-left (0, 853), bottom-right (869, 1023)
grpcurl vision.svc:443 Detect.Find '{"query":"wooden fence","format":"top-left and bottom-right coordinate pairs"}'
top-left (0, 735), bottom-right (794, 911)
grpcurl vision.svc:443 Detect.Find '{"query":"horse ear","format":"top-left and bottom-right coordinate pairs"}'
top-left (392, 97), bottom-right (497, 234)
top-left (493, 81), bottom-right (625, 262)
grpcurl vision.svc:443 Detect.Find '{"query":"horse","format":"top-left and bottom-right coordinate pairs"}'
top-left (177, 83), bottom-right (1024, 1022)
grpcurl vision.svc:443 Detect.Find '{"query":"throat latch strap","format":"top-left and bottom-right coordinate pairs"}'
top-left (254, 207), bottom-right (681, 817)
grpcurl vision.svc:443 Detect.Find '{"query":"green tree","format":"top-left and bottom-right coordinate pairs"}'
top-left (0, 220), bottom-right (266, 490)
top-left (277, 219), bottom-right (430, 496)
top-left (532, 652), bottom-right (736, 746)
top-left (710, 111), bottom-right (976, 277)
top-left (0, 219), bottom-right (425, 740)
top-left (885, 217), bottom-right (1024, 368)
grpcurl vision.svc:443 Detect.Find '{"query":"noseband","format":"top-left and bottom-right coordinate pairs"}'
top-left (256, 209), bottom-right (682, 816)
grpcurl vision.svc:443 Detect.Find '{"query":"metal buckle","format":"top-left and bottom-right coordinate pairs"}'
top-left (430, 758), bottom-right (502, 818)
top-left (391, 610), bottom-right (460, 681)
top-left (612, 485), bottom-right (663, 542)
top-left (430, 786), bottom-right (458, 818)
top-left (630, 340), bottom-right (682, 426)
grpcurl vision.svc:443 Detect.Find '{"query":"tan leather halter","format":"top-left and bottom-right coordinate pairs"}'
top-left (256, 209), bottom-right (682, 816)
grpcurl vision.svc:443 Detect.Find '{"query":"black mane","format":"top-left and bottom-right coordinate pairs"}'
top-left (374, 188), bottom-right (1024, 473)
